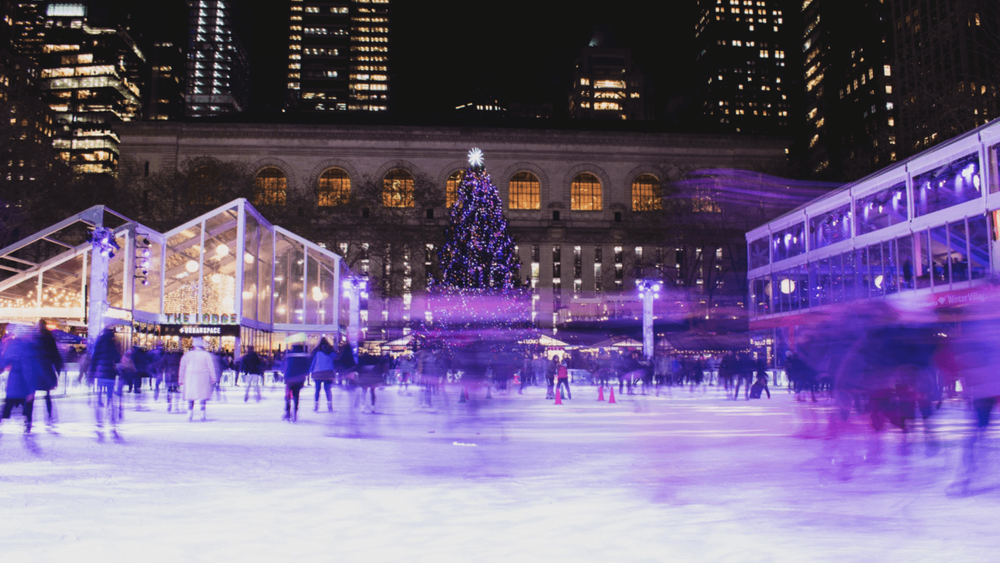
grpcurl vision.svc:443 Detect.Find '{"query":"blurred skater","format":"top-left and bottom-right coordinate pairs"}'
top-left (283, 344), bottom-right (311, 422)
top-left (749, 372), bottom-right (771, 399)
top-left (90, 327), bottom-right (122, 440)
top-left (179, 337), bottom-right (219, 422)
top-left (241, 346), bottom-right (264, 403)
top-left (0, 330), bottom-right (38, 434)
top-left (309, 338), bottom-right (337, 412)
top-left (34, 321), bottom-right (63, 428)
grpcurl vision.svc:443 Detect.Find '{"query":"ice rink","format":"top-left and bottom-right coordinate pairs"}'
top-left (1, 381), bottom-right (997, 562)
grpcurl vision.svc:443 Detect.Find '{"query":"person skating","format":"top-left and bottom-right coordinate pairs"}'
top-left (34, 321), bottom-right (63, 429)
top-left (749, 373), bottom-right (771, 399)
top-left (282, 344), bottom-right (312, 422)
top-left (0, 330), bottom-right (39, 435)
top-left (178, 337), bottom-right (219, 421)
top-left (241, 346), bottom-right (264, 402)
top-left (309, 338), bottom-right (338, 412)
top-left (90, 327), bottom-right (122, 440)
top-left (556, 357), bottom-right (572, 400)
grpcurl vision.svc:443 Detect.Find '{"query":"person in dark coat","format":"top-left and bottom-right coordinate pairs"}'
top-left (35, 321), bottom-right (63, 427)
top-left (308, 338), bottom-right (337, 412)
top-left (241, 346), bottom-right (264, 403)
top-left (282, 344), bottom-right (312, 422)
top-left (0, 333), bottom-right (39, 433)
top-left (90, 327), bottom-right (122, 436)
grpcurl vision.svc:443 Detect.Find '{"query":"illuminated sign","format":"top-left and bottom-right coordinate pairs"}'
top-left (160, 324), bottom-right (241, 337)
top-left (163, 313), bottom-right (239, 324)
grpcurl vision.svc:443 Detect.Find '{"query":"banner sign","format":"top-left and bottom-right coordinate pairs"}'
top-left (160, 324), bottom-right (241, 337)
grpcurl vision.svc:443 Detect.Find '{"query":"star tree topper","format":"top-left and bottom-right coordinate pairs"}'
top-left (468, 147), bottom-right (484, 170)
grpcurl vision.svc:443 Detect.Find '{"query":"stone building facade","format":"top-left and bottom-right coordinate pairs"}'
top-left (118, 122), bottom-right (788, 339)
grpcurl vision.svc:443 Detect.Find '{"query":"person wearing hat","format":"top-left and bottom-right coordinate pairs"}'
top-left (179, 337), bottom-right (220, 421)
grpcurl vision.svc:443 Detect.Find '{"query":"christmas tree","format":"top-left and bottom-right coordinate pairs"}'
top-left (438, 148), bottom-right (519, 291)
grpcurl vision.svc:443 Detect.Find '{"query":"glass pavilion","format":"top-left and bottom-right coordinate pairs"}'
top-left (0, 199), bottom-right (355, 354)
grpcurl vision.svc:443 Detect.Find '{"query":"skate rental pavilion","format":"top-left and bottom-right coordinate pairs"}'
top-left (746, 118), bottom-right (1000, 365)
top-left (0, 198), bottom-right (358, 353)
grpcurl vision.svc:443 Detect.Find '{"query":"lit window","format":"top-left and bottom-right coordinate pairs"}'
top-left (883, 64), bottom-right (891, 77)
top-left (631, 174), bottom-right (662, 211)
top-left (318, 167), bottom-right (350, 206)
top-left (509, 171), bottom-right (541, 210)
top-left (254, 167), bottom-right (288, 206)
top-left (571, 173), bottom-right (602, 211)
top-left (446, 170), bottom-right (462, 208)
top-left (383, 169), bottom-right (414, 208)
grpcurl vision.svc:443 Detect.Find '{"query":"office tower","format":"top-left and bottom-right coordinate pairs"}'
top-left (184, 0), bottom-right (249, 118)
top-left (568, 27), bottom-right (651, 121)
top-left (286, 0), bottom-right (389, 113)
top-left (888, 0), bottom-right (1000, 154)
top-left (801, 0), bottom-right (897, 180)
top-left (693, 0), bottom-right (795, 133)
top-left (145, 41), bottom-right (186, 121)
top-left (8, 1), bottom-right (45, 59)
top-left (39, 3), bottom-right (143, 175)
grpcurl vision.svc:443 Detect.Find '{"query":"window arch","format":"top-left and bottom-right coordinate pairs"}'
top-left (318, 167), bottom-right (351, 206)
top-left (509, 171), bottom-right (541, 210)
top-left (445, 170), bottom-right (463, 208)
top-left (631, 174), bottom-right (662, 211)
top-left (571, 172), bottom-right (602, 211)
top-left (253, 167), bottom-right (287, 206)
top-left (189, 166), bottom-right (220, 205)
top-left (383, 168), bottom-right (414, 208)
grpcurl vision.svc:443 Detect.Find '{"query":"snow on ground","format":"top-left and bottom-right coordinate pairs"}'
top-left (0, 382), bottom-right (997, 562)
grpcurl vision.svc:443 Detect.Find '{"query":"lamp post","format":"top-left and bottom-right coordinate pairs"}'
top-left (636, 279), bottom-right (661, 360)
top-left (341, 277), bottom-right (367, 351)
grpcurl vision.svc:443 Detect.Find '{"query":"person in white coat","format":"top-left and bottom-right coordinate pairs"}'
top-left (179, 337), bottom-right (219, 421)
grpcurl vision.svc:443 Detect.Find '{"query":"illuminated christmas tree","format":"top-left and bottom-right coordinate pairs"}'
top-left (438, 148), bottom-right (520, 291)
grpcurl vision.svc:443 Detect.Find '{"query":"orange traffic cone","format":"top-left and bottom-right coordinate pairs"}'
top-left (609, 386), bottom-right (616, 404)
top-left (597, 385), bottom-right (605, 401)
top-left (554, 386), bottom-right (563, 405)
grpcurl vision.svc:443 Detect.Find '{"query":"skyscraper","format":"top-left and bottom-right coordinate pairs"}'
top-left (888, 0), bottom-right (1000, 155)
top-left (693, 0), bottom-right (795, 134)
top-left (39, 3), bottom-right (143, 175)
top-left (567, 27), bottom-right (651, 121)
top-left (184, 0), bottom-right (249, 118)
top-left (801, 0), bottom-right (898, 180)
top-left (285, 0), bottom-right (389, 113)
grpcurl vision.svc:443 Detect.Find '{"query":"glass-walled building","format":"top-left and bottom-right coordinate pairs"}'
top-left (0, 199), bottom-right (352, 354)
top-left (746, 118), bottom-right (1000, 365)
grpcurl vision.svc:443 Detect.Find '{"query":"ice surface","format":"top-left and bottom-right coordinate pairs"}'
top-left (0, 383), bottom-right (997, 562)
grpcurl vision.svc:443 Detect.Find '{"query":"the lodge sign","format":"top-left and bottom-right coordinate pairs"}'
top-left (164, 313), bottom-right (239, 324)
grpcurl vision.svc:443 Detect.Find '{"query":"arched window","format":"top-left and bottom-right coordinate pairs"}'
top-left (189, 166), bottom-right (219, 205)
top-left (446, 170), bottom-right (463, 208)
top-left (383, 168), bottom-right (414, 208)
top-left (571, 172), bottom-right (602, 211)
top-left (318, 167), bottom-right (351, 206)
top-left (509, 171), bottom-right (541, 210)
top-left (631, 174), bottom-right (662, 211)
top-left (253, 167), bottom-right (287, 206)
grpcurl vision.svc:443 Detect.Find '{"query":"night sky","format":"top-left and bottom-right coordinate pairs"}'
top-left (248, 0), bottom-right (696, 120)
top-left (125, 0), bottom-right (695, 121)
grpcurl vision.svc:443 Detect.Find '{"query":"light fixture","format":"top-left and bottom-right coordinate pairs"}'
top-left (216, 243), bottom-right (229, 257)
top-left (185, 260), bottom-right (199, 273)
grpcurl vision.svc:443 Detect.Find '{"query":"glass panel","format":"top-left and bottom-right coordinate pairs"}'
top-left (772, 223), bottom-right (805, 262)
top-left (809, 204), bottom-right (852, 250)
top-left (798, 265), bottom-right (810, 311)
top-left (274, 234), bottom-right (304, 324)
top-left (856, 247), bottom-right (870, 299)
top-left (0, 275), bottom-right (40, 318)
top-left (752, 276), bottom-right (771, 316)
top-left (842, 251), bottom-right (857, 301)
top-left (38, 253), bottom-right (87, 319)
top-left (830, 254), bottom-right (843, 304)
top-left (107, 233), bottom-right (127, 309)
top-left (949, 220), bottom-right (969, 283)
top-left (855, 183), bottom-right (907, 235)
top-left (930, 225), bottom-right (949, 287)
top-left (305, 248), bottom-right (320, 325)
top-left (134, 241), bottom-right (162, 315)
top-left (242, 213), bottom-right (260, 322)
top-left (897, 235), bottom-right (914, 291)
top-left (749, 236), bottom-right (770, 269)
top-left (969, 215), bottom-right (989, 280)
top-left (165, 222), bottom-right (203, 317)
top-left (257, 224), bottom-right (273, 325)
top-left (818, 258), bottom-right (831, 306)
top-left (868, 244), bottom-right (883, 297)
top-left (915, 230), bottom-right (931, 289)
top-left (882, 240), bottom-right (898, 295)
top-left (912, 153), bottom-right (982, 217)
top-left (202, 207), bottom-right (239, 321)
top-left (319, 253), bottom-right (337, 325)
